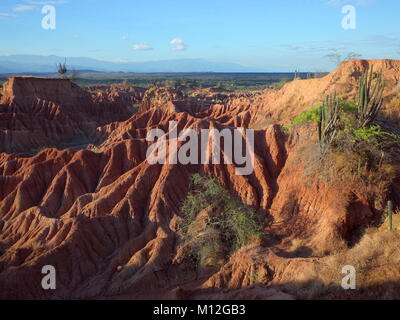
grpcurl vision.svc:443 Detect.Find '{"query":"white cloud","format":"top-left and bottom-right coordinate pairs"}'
top-left (281, 45), bottom-right (303, 51)
top-left (132, 43), bottom-right (153, 51)
top-left (13, 5), bottom-right (36, 12)
top-left (326, 0), bottom-right (373, 7)
top-left (25, 0), bottom-right (67, 5)
top-left (170, 38), bottom-right (187, 51)
top-left (281, 41), bottom-right (335, 52)
top-left (0, 13), bottom-right (16, 18)
top-left (122, 36), bottom-right (128, 41)
top-left (111, 58), bottom-right (129, 63)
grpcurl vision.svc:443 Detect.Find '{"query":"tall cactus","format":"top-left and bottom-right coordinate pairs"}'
top-left (318, 92), bottom-right (340, 154)
top-left (388, 200), bottom-right (393, 232)
top-left (357, 66), bottom-right (385, 128)
top-left (57, 60), bottom-right (68, 79)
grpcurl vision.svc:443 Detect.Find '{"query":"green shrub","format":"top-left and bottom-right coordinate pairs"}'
top-left (340, 100), bottom-right (358, 114)
top-left (288, 100), bottom-right (358, 131)
top-left (352, 125), bottom-right (386, 141)
top-left (178, 174), bottom-right (266, 269)
top-left (292, 107), bottom-right (320, 126)
top-left (350, 125), bottom-right (400, 143)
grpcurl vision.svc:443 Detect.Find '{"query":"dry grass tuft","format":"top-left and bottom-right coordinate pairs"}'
top-left (30, 240), bottom-right (43, 251)
top-left (290, 238), bottom-right (306, 252)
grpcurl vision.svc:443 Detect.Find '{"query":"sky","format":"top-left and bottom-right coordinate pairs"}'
top-left (0, 0), bottom-right (399, 71)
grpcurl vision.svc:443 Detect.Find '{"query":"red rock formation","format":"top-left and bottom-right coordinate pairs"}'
top-left (0, 60), bottom-right (400, 300)
top-left (0, 77), bottom-right (142, 153)
top-left (87, 84), bottom-right (145, 108)
top-left (139, 86), bottom-right (189, 114)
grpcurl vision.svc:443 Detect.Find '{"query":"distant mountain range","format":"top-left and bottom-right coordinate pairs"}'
top-left (0, 55), bottom-right (263, 74)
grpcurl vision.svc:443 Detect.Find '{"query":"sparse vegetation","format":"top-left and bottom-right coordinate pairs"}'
top-left (62, 73), bottom-right (299, 91)
top-left (288, 68), bottom-right (399, 202)
top-left (325, 49), bottom-right (362, 66)
top-left (178, 174), bottom-right (266, 270)
top-left (312, 107), bottom-right (400, 197)
top-left (316, 67), bottom-right (386, 154)
top-left (215, 82), bottom-right (225, 90)
top-left (164, 79), bottom-right (182, 89)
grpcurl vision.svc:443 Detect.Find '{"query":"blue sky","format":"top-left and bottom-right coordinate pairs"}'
top-left (0, 0), bottom-right (399, 71)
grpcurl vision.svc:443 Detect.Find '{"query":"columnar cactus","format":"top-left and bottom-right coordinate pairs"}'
top-left (318, 92), bottom-right (340, 155)
top-left (57, 60), bottom-right (68, 79)
top-left (357, 66), bottom-right (385, 128)
top-left (388, 200), bottom-right (393, 232)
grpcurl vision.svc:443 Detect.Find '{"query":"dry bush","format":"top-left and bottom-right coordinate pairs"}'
top-left (282, 266), bottom-right (334, 300)
top-left (177, 174), bottom-right (266, 271)
top-left (295, 120), bottom-right (400, 205)
top-left (246, 265), bottom-right (269, 285)
top-left (290, 238), bottom-right (305, 252)
top-left (323, 148), bottom-right (398, 199)
top-left (382, 96), bottom-right (400, 126)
